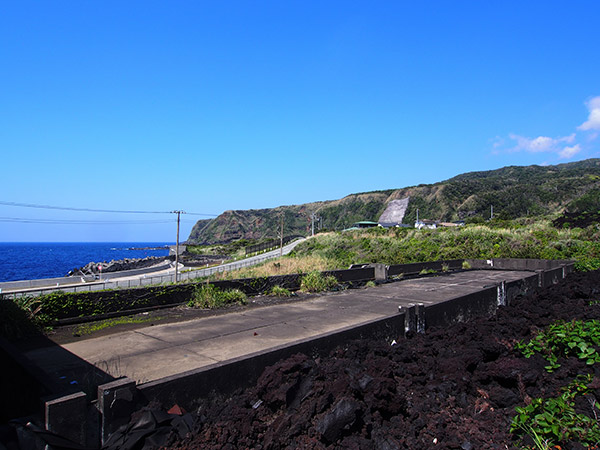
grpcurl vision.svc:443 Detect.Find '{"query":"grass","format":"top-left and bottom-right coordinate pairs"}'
top-left (204, 254), bottom-right (337, 281)
top-left (73, 315), bottom-right (159, 336)
top-left (288, 221), bottom-right (600, 272)
top-left (188, 284), bottom-right (247, 308)
top-left (299, 271), bottom-right (338, 293)
top-left (269, 285), bottom-right (293, 297)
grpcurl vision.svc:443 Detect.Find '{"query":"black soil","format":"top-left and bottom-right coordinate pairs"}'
top-left (156, 269), bottom-right (600, 449)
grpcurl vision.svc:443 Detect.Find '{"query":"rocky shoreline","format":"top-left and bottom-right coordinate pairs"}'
top-left (67, 256), bottom-right (170, 276)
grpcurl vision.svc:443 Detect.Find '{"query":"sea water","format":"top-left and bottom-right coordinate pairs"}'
top-left (0, 242), bottom-right (172, 282)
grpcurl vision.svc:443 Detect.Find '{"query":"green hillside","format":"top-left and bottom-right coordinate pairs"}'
top-left (187, 159), bottom-right (600, 244)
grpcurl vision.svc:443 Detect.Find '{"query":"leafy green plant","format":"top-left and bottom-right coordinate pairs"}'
top-left (299, 271), bottom-right (338, 293)
top-left (419, 268), bottom-right (437, 275)
top-left (462, 260), bottom-right (472, 270)
top-left (221, 288), bottom-right (248, 305)
top-left (511, 375), bottom-right (600, 447)
top-left (269, 285), bottom-right (292, 297)
top-left (516, 320), bottom-right (600, 372)
top-left (189, 284), bottom-right (247, 308)
top-left (366, 280), bottom-right (376, 288)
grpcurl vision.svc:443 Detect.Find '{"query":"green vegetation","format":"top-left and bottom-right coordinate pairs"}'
top-left (186, 238), bottom-right (255, 258)
top-left (299, 271), bottom-right (338, 293)
top-left (0, 284), bottom-right (193, 334)
top-left (365, 280), bottom-right (376, 288)
top-left (74, 315), bottom-right (158, 336)
top-left (289, 221), bottom-right (600, 272)
top-left (512, 319), bottom-right (600, 447)
top-left (269, 285), bottom-right (293, 297)
top-left (516, 320), bottom-right (600, 372)
top-left (188, 284), bottom-right (247, 308)
top-left (511, 375), bottom-right (600, 448)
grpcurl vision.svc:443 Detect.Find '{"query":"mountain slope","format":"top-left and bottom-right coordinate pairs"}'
top-left (187, 158), bottom-right (600, 244)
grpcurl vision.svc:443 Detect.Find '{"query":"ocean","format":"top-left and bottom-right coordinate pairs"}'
top-left (0, 242), bottom-right (173, 283)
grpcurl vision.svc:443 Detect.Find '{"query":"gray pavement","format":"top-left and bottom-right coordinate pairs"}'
top-left (23, 269), bottom-right (532, 387)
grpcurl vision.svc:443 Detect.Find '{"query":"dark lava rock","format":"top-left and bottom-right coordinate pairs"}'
top-left (315, 397), bottom-right (361, 443)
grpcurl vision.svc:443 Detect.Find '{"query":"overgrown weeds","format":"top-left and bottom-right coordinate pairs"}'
top-left (512, 319), bottom-right (600, 448)
top-left (188, 284), bottom-right (247, 308)
top-left (511, 375), bottom-right (600, 448)
top-left (269, 286), bottom-right (293, 297)
top-left (516, 319), bottom-right (600, 372)
top-left (299, 271), bottom-right (338, 293)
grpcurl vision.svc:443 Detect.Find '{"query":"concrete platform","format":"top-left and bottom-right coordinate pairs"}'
top-left (23, 269), bottom-right (533, 386)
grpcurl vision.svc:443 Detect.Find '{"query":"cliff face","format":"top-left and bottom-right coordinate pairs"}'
top-left (187, 159), bottom-right (600, 244)
top-left (187, 192), bottom-right (395, 244)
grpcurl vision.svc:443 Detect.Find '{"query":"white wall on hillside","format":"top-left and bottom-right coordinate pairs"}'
top-left (379, 197), bottom-right (409, 224)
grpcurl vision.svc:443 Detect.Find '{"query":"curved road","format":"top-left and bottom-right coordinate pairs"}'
top-left (3, 238), bottom-right (308, 296)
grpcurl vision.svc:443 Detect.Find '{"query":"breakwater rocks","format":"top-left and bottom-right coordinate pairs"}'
top-left (68, 256), bottom-right (170, 276)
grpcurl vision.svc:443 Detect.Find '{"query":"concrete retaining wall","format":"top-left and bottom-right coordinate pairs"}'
top-left (38, 258), bottom-right (575, 448)
top-left (388, 259), bottom-right (464, 277)
top-left (138, 312), bottom-right (406, 412)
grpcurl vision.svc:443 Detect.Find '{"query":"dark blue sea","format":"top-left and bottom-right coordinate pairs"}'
top-left (0, 242), bottom-right (173, 282)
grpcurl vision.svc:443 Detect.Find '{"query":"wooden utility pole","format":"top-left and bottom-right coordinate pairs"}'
top-left (280, 213), bottom-right (284, 257)
top-left (172, 210), bottom-right (185, 282)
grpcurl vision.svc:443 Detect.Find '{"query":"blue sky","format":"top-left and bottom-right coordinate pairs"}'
top-left (1, 1), bottom-right (599, 242)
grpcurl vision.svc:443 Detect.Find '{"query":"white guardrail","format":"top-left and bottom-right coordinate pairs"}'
top-left (1, 239), bottom-right (305, 299)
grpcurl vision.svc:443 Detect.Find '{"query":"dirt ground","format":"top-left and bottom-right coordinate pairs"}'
top-left (144, 269), bottom-right (600, 450)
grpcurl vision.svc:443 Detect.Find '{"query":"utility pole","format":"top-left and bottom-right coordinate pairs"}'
top-left (171, 210), bottom-right (185, 282)
top-left (280, 213), bottom-right (284, 257)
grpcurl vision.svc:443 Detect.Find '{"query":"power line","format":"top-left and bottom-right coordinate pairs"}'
top-left (0, 200), bottom-right (219, 217)
top-left (0, 216), bottom-right (175, 225)
top-left (0, 201), bottom-right (169, 214)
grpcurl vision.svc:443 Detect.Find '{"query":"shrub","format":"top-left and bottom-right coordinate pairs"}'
top-left (300, 271), bottom-right (338, 293)
top-left (189, 284), bottom-right (247, 308)
top-left (222, 289), bottom-right (248, 305)
top-left (269, 285), bottom-right (292, 297)
top-left (366, 281), bottom-right (376, 288)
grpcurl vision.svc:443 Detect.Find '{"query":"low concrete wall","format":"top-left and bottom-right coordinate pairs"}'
top-left (388, 259), bottom-right (464, 277)
top-left (466, 258), bottom-right (574, 271)
top-left (40, 259), bottom-right (575, 447)
top-left (138, 312), bottom-right (406, 411)
top-left (136, 260), bottom-right (574, 411)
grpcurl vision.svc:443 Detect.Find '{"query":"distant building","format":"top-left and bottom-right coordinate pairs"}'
top-left (352, 221), bottom-right (380, 229)
top-left (415, 219), bottom-right (437, 230)
top-left (379, 222), bottom-right (412, 229)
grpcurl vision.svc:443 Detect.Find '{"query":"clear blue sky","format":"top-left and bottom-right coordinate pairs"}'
top-left (1, 1), bottom-right (599, 242)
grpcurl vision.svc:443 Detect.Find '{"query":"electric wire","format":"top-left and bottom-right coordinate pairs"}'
top-left (0, 217), bottom-right (175, 225)
top-left (0, 200), bottom-right (218, 217)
